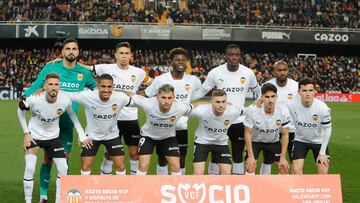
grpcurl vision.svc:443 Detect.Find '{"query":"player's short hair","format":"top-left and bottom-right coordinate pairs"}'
top-left (169, 47), bottom-right (187, 60)
top-left (45, 72), bottom-right (60, 81)
top-left (212, 89), bottom-right (227, 97)
top-left (158, 84), bottom-right (174, 95)
top-left (225, 44), bottom-right (240, 54)
top-left (298, 77), bottom-right (315, 90)
top-left (63, 38), bottom-right (79, 48)
top-left (97, 73), bottom-right (114, 82)
top-left (261, 83), bottom-right (277, 95)
top-left (116, 42), bottom-right (131, 52)
top-left (274, 60), bottom-right (288, 69)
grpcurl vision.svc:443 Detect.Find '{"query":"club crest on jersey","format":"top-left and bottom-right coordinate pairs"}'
top-left (131, 75), bottom-right (136, 83)
top-left (224, 120), bottom-right (230, 126)
top-left (112, 104), bottom-right (118, 112)
top-left (185, 84), bottom-right (191, 92)
top-left (66, 189), bottom-right (81, 203)
top-left (312, 114), bottom-right (319, 121)
top-left (77, 73), bottom-right (83, 81)
top-left (287, 94), bottom-right (293, 100)
top-left (56, 109), bottom-right (64, 116)
top-left (169, 116), bottom-right (176, 123)
top-left (240, 77), bottom-right (246, 84)
top-left (275, 119), bottom-right (281, 127)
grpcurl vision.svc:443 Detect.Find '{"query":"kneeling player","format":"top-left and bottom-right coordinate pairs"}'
top-left (17, 73), bottom-right (90, 203)
top-left (69, 74), bottom-right (131, 175)
top-left (190, 89), bottom-right (244, 175)
top-left (289, 78), bottom-right (332, 174)
top-left (244, 83), bottom-right (291, 175)
top-left (126, 84), bottom-right (192, 175)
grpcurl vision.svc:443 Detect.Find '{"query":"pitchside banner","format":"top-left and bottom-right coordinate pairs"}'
top-left (316, 93), bottom-right (360, 102)
top-left (0, 23), bottom-right (359, 44)
top-left (61, 175), bottom-right (342, 203)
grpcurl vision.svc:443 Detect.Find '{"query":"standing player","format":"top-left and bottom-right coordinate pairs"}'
top-left (144, 47), bottom-right (201, 175)
top-left (126, 84), bottom-right (193, 175)
top-left (190, 89), bottom-right (244, 175)
top-left (87, 42), bottom-right (151, 175)
top-left (289, 78), bottom-right (332, 174)
top-left (192, 44), bottom-right (260, 175)
top-left (260, 60), bottom-right (298, 174)
top-left (17, 73), bottom-right (91, 203)
top-left (24, 38), bottom-right (96, 202)
top-left (244, 83), bottom-right (291, 175)
top-left (69, 74), bottom-right (131, 176)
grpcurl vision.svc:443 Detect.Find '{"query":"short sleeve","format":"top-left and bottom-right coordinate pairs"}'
top-left (243, 106), bottom-right (255, 128)
top-left (320, 105), bottom-right (332, 127)
top-left (94, 64), bottom-right (109, 76)
top-left (201, 70), bottom-right (217, 91)
top-left (132, 95), bottom-right (151, 110)
top-left (248, 70), bottom-right (259, 90)
top-left (145, 77), bottom-right (160, 97)
top-left (281, 105), bottom-right (291, 128)
top-left (189, 104), bottom-right (203, 118)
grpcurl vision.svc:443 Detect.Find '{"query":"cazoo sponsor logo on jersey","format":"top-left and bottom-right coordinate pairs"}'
top-left (60, 82), bottom-right (80, 89)
top-left (160, 182), bottom-right (250, 203)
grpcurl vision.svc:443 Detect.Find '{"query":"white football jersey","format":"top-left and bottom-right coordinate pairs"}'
top-left (70, 90), bottom-right (130, 140)
top-left (145, 72), bottom-right (201, 130)
top-left (132, 95), bottom-right (192, 140)
top-left (288, 98), bottom-right (332, 144)
top-left (190, 104), bottom-right (243, 145)
top-left (25, 91), bottom-right (72, 140)
top-left (244, 103), bottom-right (291, 143)
top-left (265, 78), bottom-right (298, 132)
top-left (201, 63), bottom-right (259, 123)
top-left (95, 64), bottom-right (146, 120)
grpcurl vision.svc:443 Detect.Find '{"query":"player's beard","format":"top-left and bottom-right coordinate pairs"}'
top-left (277, 76), bottom-right (287, 84)
top-left (46, 91), bottom-right (58, 103)
top-left (64, 54), bottom-right (77, 63)
top-left (49, 90), bottom-right (58, 97)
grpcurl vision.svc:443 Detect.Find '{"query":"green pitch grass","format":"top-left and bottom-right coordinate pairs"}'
top-left (0, 100), bottom-right (359, 202)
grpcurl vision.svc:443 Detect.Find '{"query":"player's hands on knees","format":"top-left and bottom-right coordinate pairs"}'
top-left (82, 138), bottom-right (93, 149)
top-left (246, 157), bottom-right (256, 172)
top-left (316, 154), bottom-right (330, 167)
top-left (279, 157), bottom-right (290, 174)
top-left (23, 132), bottom-right (36, 151)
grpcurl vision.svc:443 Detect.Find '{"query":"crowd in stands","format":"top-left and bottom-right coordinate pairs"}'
top-left (0, 0), bottom-right (358, 29)
top-left (0, 48), bottom-right (359, 93)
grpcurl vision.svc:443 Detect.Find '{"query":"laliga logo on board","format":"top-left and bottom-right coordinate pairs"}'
top-left (161, 182), bottom-right (250, 203)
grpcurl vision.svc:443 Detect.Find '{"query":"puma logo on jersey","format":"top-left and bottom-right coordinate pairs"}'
top-left (222, 87), bottom-right (245, 93)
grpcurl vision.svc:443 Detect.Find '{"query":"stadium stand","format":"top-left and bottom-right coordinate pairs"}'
top-left (1, 0), bottom-right (358, 28)
top-left (0, 48), bottom-right (358, 93)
